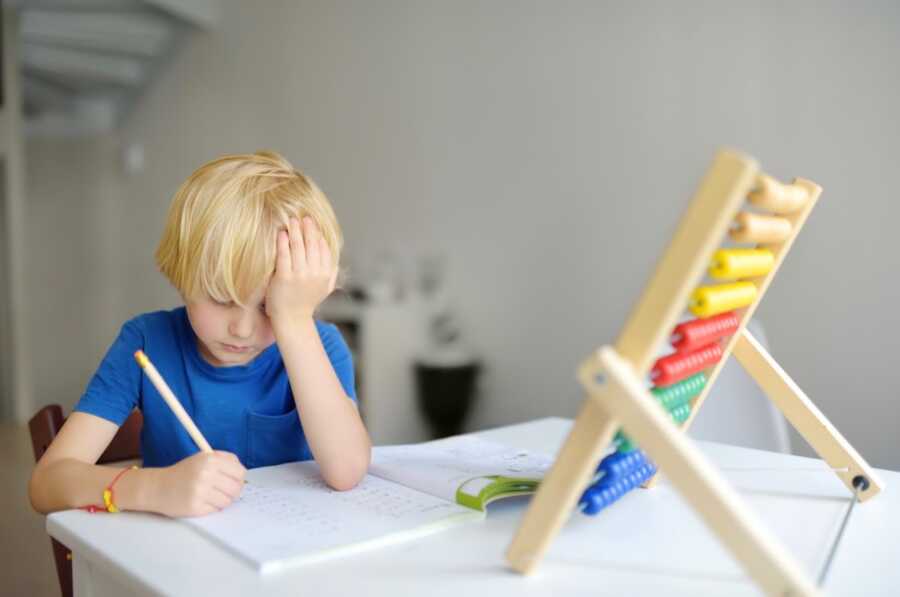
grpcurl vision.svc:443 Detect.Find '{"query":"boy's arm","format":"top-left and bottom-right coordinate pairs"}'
top-left (274, 318), bottom-right (371, 491)
top-left (29, 412), bottom-right (155, 513)
top-left (267, 216), bottom-right (371, 490)
top-left (29, 412), bottom-right (245, 516)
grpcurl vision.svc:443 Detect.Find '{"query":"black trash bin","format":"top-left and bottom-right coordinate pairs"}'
top-left (414, 361), bottom-right (480, 439)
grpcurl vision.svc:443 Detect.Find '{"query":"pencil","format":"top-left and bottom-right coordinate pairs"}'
top-left (134, 350), bottom-right (214, 453)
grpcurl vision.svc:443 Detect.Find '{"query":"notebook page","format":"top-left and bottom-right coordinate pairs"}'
top-left (183, 460), bottom-right (482, 574)
top-left (370, 435), bottom-right (553, 503)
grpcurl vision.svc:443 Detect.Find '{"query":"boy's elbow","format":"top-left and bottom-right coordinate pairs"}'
top-left (28, 467), bottom-right (50, 515)
top-left (327, 475), bottom-right (361, 492)
top-left (325, 451), bottom-right (371, 492)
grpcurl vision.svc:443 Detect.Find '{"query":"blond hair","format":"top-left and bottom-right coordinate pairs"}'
top-left (155, 150), bottom-right (343, 306)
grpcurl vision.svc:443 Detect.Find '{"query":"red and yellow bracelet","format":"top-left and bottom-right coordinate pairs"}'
top-left (81, 465), bottom-right (139, 513)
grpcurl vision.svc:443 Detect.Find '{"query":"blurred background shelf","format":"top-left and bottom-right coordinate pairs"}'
top-left (320, 293), bottom-right (432, 446)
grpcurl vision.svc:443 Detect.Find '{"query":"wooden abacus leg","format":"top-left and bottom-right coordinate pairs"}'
top-left (506, 398), bottom-right (617, 574)
top-left (595, 346), bottom-right (820, 596)
top-left (732, 329), bottom-right (884, 501)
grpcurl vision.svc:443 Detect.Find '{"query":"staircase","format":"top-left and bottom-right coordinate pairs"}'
top-left (9, 0), bottom-right (218, 135)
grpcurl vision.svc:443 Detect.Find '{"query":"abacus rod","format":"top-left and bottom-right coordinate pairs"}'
top-left (817, 476), bottom-right (868, 586)
top-left (720, 466), bottom-right (849, 473)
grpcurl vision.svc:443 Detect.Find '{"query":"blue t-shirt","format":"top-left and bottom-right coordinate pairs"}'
top-left (74, 307), bottom-right (356, 469)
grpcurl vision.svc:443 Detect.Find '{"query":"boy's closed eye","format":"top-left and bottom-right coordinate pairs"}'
top-left (211, 297), bottom-right (268, 314)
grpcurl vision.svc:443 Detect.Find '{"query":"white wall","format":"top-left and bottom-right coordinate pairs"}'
top-left (0, 161), bottom-right (8, 419)
top-left (24, 1), bottom-right (900, 466)
top-left (2, 9), bottom-right (33, 423)
top-left (23, 136), bottom-right (125, 414)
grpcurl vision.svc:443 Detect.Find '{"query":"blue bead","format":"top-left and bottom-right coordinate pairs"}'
top-left (598, 449), bottom-right (653, 481)
top-left (601, 487), bottom-right (615, 503)
top-left (596, 451), bottom-right (626, 477)
top-left (581, 450), bottom-right (661, 516)
top-left (579, 485), bottom-right (613, 515)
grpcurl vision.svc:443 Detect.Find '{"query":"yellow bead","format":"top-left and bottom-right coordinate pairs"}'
top-left (689, 282), bottom-right (757, 317)
top-left (103, 489), bottom-right (119, 513)
top-left (708, 248), bottom-right (775, 280)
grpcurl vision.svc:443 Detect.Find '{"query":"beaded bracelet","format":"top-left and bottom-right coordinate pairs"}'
top-left (81, 465), bottom-right (139, 514)
top-left (103, 465), bottom-right (139, 513)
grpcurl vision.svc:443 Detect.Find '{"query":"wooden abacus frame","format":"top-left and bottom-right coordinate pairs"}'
top-left (505, 149), bottom-right (884, 596)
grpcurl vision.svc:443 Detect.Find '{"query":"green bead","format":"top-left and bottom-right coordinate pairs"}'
top-left (616, 432), bottom-right (638, 453)
top-left (670, 403), bottom-right (692, 424)
top-left (651, 372), bottom-right (707, 412)
top-left (611, 373), bottom-right (706, 456)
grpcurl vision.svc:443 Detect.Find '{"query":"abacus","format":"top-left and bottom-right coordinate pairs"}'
top-left (505, 149), bottom-right (883, 596)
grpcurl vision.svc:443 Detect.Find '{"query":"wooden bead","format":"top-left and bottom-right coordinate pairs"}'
top-left (748, 174), bottom-right (809, 214)
top-left (730, 212), bottom-right (793, 244)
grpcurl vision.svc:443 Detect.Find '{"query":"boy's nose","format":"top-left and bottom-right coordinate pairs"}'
top-left (229, 310), bottom-right (255, 339)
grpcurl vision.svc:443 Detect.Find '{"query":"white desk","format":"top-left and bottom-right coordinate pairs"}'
top-left (48, 418), bottom-right (900, 596)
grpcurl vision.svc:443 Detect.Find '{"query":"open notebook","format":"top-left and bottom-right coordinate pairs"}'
top-left (183, 435), bottom-right (552, 573)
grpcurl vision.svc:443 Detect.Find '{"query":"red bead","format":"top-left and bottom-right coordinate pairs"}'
top-left (671, 312), bottom-right (739, 353)
top-left (651, 342), bottom-right (723, 386)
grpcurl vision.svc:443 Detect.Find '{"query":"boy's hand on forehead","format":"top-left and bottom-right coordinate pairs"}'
top-left (265, 216), bottom-right (337, 329)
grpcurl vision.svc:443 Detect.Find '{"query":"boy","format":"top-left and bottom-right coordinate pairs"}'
top-left (29, 151), bottom-right (370, 517)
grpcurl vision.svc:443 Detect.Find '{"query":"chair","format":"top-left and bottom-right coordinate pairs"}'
top-left (687, 318), bottom-right (792, 453)
top-left (28, 405), bottom-right (143, 597)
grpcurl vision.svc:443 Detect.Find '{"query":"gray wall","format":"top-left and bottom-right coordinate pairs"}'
top-left (24, 1), bottom-right (900, 466)
top-left (24, 137), bottom-right (124, 414)
top-left (0, 161), bottom-right (8, 420)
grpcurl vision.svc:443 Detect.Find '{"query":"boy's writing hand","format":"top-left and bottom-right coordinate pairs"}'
top-left (266, 216), bottom-right (337, 331)
top-left (153, 451), bottom-right (246, 517)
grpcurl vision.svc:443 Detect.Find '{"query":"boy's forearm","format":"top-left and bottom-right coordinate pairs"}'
top-left (30, 458), bottom-right (160, 515)
top-left (274, 317), bottom-right (371, 490)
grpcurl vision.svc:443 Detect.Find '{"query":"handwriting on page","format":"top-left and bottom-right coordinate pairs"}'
top-left (237, 476), bottom-right (452, 529)
top-left (237, 484), bottom-right (340, 535)
top-left (183, 461), bottom-right (479, 572)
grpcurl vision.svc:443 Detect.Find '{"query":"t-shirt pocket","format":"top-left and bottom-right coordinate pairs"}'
top-left (246, 409), bottom-right (312, 468)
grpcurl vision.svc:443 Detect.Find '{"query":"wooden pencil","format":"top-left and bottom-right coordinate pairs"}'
top-left (133, 350), bottom-right (213, 453)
